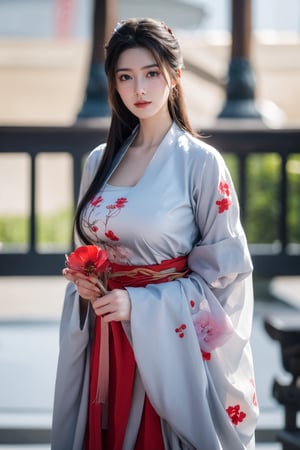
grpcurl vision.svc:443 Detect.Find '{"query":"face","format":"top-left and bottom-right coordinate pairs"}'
top-left (115, 47), bottom-right (175, 121)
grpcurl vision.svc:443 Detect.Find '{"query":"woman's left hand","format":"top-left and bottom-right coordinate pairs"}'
top-left (91, 289), bottom-right (131, 322)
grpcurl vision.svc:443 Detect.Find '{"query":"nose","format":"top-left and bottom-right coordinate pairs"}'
top-left (136, 88), bottom-right (146, 96)
top-left (135, 80), bottom-right (146, 96)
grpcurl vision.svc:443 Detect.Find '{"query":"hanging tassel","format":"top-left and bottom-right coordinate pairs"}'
top-left (95, 316), bottom-right (110, 429)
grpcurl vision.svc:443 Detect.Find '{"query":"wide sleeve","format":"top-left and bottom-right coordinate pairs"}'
top-left (51, 283), bottom-right (93, 450)
top-left (126, 148), bottom-right (258, 449)
top-left (51, 145), bottom-right (104, 450)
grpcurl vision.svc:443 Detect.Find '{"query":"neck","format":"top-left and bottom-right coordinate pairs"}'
top-left (135, 114), bottom-right (173, 149)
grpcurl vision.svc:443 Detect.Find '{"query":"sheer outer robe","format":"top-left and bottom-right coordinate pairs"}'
top-left (51, 124), bottom-right (258, 449)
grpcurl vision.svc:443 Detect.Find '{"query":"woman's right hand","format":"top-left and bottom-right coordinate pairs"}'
top-left (62, 268), bottom-right (102, 301)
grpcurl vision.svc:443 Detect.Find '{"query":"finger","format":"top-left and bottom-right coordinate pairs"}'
top-left (92, 295), bottom-right (110, 310)
top-left (62, 268), bottom-right (76, 282)
top-left (92, 295), bottom-right (112, 316)
top-left (76, 278), bottom-right (101, 296)
top-left (92, 291), bottom-right (131, 322)
top-left (101, 311), bottom-right (118, 322)
top-left (69, 271), bottom-right (100, 288)
top-left (77, 287), bottom-right (99, 302)
top-left (62, 268), bottom-right (87, 281)
top-left (78, 277), bottom-right (101, 291)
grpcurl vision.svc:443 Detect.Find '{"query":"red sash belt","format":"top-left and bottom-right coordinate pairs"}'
top-left (108, 255), bottom-right (190, 289)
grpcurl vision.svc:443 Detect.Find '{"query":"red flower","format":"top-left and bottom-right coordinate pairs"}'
top-left (216, 198), bottom-right (232, 213)
top-left (105, 230), bottom-right (119, 241)
top-left (91, 225), bottom-right (99, 232)
top-left (226, 404), bottom-right (246, 426)
top-left (65, 245), bottom-right (109, 276)
top-left (90, 195), bottom-right (103, 206)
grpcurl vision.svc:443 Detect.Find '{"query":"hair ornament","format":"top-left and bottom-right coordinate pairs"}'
top-left (161, 21), bottom-right (175, 38)
top-left (105, 21), bottom-right (124, 50)
top-left (113, 22), bottom-right (123, 33)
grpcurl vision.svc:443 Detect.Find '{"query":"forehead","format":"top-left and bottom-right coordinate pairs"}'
top-left (116, 47), bottom-right (158, 69)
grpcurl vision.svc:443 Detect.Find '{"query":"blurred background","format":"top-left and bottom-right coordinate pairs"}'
top-left (0, 0), bottom-right (299, 126)
top-left (0, 1), bottom-right (300, 449)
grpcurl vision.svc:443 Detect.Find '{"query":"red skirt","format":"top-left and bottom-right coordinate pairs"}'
top-left (84, 256), bottom-right (189, 450)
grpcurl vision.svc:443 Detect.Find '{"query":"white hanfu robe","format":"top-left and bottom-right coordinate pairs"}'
top-left (51, 122), bottom-right (259, 450)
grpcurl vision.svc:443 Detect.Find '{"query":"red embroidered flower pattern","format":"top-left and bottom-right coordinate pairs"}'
top-left (201, 350), bottom-right (211, 361)
top-left (226, 404), bottom-right (246, 426)
top-left (216, 198), bottom-right (232, 213)
top-left (253, 391), bottom-right (258, 407)
top-left (106, 204), bottom-right (118, 210)
top-left (250, 378), bottom-right (258, 407)
top-left (115, 197), bottom-right (128, 208)
top-left (192, 309), bottom-right (233, 352)
top-left (83, 193), bottom-right (131, 263)
top-left (219, 181), bottom-right (230, 197)
top-left (105, 230), bottom-right (119, 241)
top-left (85, 195), bottom-right (128, 244)
top-left (106, 197), bottom-right (128, 211)
top-left (216, 180), bottom-right (232, 214)
top-left (190, 300), bottom-right (195, 309)
top-left (103, 197), bottom-right (128, 241)
top-left (175, 323), bottom-right (187, 339)
top-left (90, 195), bottom-right (103, 206)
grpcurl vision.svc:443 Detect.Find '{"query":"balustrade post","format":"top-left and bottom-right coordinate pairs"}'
top-left (219, 0), bottom-right (261, 119)
top-left (77, 0), bottom-right (117, 119)
top-left (279, 154), bottom-right (288, 252)
top-left (264, 316), bottom-right (300, 449)
top-left (29, 154), bottom-right (37, 254)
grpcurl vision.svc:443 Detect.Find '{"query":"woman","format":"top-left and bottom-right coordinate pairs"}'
top-left (51, 18), bottom-right (258, 450)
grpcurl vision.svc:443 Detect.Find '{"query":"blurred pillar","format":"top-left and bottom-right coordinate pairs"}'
top-left (77, 0), bottom-right (117, 119)
top-left (219, 0), bottom-right (261, 119)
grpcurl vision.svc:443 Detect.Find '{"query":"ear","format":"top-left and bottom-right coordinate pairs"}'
top-left (171, 68), bottom-right (182, 88)
top-left (176, 68), bottom-right (182, 79)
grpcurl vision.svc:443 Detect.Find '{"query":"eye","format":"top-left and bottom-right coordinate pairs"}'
top-left (118, 74), bottom-right (131, 81)
top-left (147, 70), bottom-right (160, 78)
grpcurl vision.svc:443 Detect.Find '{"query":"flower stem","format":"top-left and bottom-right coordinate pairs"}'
top-left (97, 279), bottom-right (108, 295)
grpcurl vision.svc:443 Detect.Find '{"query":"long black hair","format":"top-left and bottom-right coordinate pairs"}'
top-left (74, 17), bottom-right (198, 244)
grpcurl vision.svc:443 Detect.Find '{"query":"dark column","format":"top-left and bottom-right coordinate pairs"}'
top-left (77, 0), bottom-right (117, 119)
top-left (219, 0), bottom-right (261, 119)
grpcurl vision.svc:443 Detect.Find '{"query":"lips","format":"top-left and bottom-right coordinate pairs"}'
top-left (134, 101), bottom-right (151, 108)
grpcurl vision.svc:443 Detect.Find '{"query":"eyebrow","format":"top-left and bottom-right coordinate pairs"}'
top-left (115, 63), bottom-right (159, 73)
